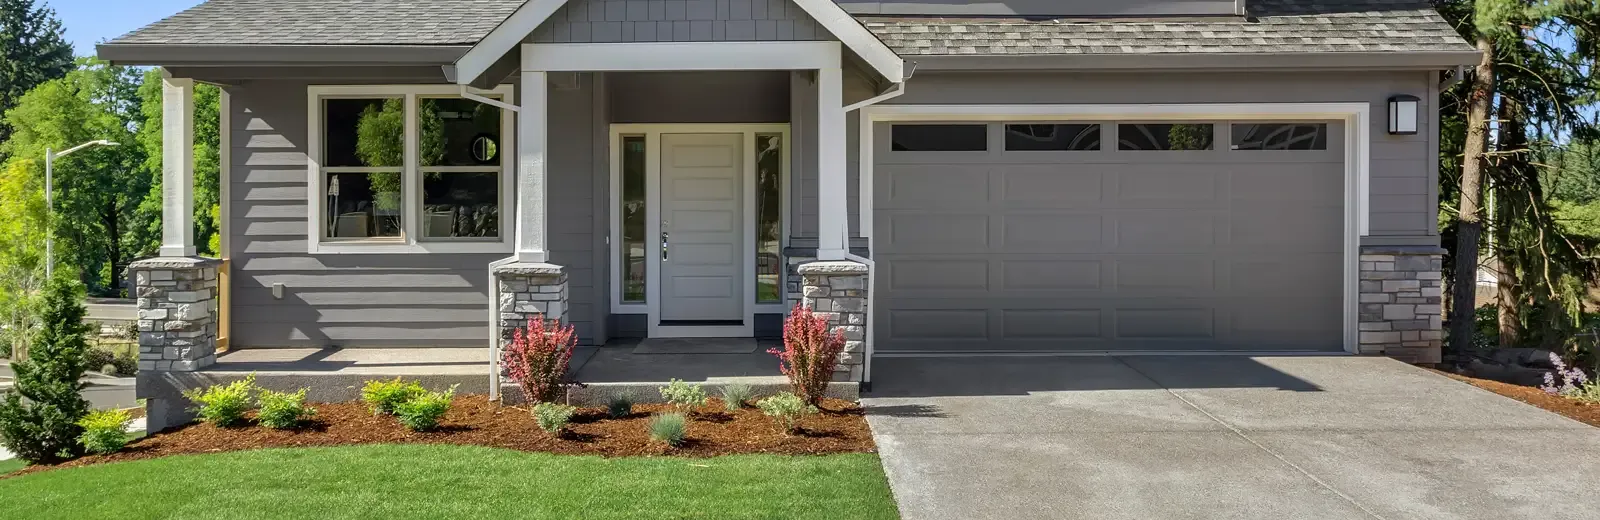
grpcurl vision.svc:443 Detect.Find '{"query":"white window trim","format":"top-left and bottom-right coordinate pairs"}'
top-left (306, 84), bottom-right (516, 254)
top-left (607, 123), bottom-right (792, 337)
top-left (858, 102), bottom-right (1372, 361)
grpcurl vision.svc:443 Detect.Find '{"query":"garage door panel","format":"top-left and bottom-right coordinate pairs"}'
top-left (884, 213), bottom-right (989, 252)
top-left (1114, 212), bottom-right (1218, 252)
top-left (880, 164), bottom-right (991, 208)
top-left (873, 120), bottom-right (1345, 354)
top-left (1000, 166), bottom-right (1105, 207)
top-left (1002, 309), bottom-right (1103, 339)
top-left (1115, 308), bottom-right (1216, 339)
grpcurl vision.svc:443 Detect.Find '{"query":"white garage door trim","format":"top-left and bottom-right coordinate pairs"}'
top-left (856, 103), bottom-right (1372, 378)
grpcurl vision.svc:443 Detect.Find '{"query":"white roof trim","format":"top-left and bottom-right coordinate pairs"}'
top-left (451, 0), bottom-right (904, 85)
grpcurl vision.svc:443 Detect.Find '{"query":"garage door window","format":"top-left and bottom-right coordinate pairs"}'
top-left (1118, 123), bottom-right (1214, 151)
top-left (1231, 123), bottom-right (1329, 150)
top-left (1005, 124), bottom-right (1101, 151)
top-left (891, 124), bottom-right (987, 152)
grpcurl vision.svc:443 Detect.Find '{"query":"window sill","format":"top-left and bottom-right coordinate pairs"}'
top-left (309, 241), bottom-right (513, 255)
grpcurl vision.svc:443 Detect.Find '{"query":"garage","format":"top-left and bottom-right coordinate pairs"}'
top-left (871, 119), bottom-right (1348, 353)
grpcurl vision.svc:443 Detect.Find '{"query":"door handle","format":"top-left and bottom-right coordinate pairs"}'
top-left (661, 221), bottom-right (669, 262)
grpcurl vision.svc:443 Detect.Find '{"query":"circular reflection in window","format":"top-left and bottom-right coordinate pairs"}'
top-left (471, 134), bottom-right (499, 164)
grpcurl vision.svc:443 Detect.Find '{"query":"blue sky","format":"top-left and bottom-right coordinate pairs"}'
top-left (48, 0), bottom-right (202, 55)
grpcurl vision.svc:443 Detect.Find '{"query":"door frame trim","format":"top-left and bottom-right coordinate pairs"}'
top-left (859, 103), bottom-right (1371, 360)
top-left (608, 123), bottom-right (792, 338)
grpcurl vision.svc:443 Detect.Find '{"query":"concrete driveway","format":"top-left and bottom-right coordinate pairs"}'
top-left (863, 355), bottom-right (1600, 520)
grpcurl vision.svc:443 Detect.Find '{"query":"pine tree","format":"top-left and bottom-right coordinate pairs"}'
top-left (0, 276), bottom-right (92, 463)
top-left (0, 0), bottom-right (73, 149)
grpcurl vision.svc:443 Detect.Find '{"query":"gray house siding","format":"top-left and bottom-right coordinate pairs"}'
top-left (221, 74), bottom-right (605, 347)
top-left (529, 0), bottom-right (833, 43)
top-left (846, 70), bottom-right (1439, 245)
top-left (608, 71), bottom-right (790, 123)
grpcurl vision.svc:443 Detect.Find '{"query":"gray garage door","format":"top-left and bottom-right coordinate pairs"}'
top-left (872, 120), bottom-right (1345, 353)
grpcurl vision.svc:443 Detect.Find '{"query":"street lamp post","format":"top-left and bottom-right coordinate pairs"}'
top-left (44, 140), bottom-right (120, 280)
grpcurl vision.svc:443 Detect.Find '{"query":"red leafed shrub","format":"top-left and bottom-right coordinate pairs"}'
top-left (769, 304), bottom-right (847, 405)
top-left (502, 317), bottom-right (578, 403)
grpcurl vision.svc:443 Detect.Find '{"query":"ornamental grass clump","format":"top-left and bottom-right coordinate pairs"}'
top-left (756, 392), bottom-right (817, 435)
top-left (606, 393), bottom-right (634, 419)
top-left (533, 402), bottom-right (577, 435)
top-left (361, 378), bottom-right (426, 415)
top-left (770, 304), bottom-right (847, 405)
top-left (659, 379), bottom-right (707, 412)
top-left (720, 383), bottom-right (754, 411)
top-left (648, 412), bottom-right (687, 447)
top-left (182, 374), bottom-right (257, 427)
top-left (256, 388), bottom-right (315, 429)
top-left (76, 409), bottom-right (132, 455)
top-left (394, 385), bottom-right (457, 432)
top-left (502, 317), bottom-right (579, 404)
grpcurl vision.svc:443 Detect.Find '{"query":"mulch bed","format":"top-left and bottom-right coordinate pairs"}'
top-left (1433, 369), bottom-right (1600, 428)
top-left (7, 396), bottom-right (873, 478)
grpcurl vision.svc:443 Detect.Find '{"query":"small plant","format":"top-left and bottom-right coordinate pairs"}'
top-left (720, 383), bottom-right (754, 411)
top-left (361, 377), bottom-right (426, 415)
top-left (606, 393), bottom-right (634, 419)
top-left (1541, 353), bottom-right (1592, 397)
top-left (648, 412), bottom-right (687, 447)
top-left (659, 379), bottom-right (708, 412)
top-left (501, 316), bottom-right (579, 403)
top-left (76, 409), bottom-right (131, 455)
top-left (0, 276), bottom-right (94, 463)
top-left (756, 392), bottom-right (818, 434)
top-left (770, 304), bottom-right (847, 405)
top-left (182, 374), bottom-right (257, 427)
top-left (533, 402), bottom-right (577, 435)
top-left (393, 385), bottom-right (457, 431)
top-left (256, 388), bottom-right (315, 429)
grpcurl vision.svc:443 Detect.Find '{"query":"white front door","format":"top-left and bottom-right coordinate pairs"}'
top-left (659, 133), bottom-right (744, 322)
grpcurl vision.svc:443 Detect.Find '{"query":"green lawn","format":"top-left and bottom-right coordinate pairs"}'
top-left (0, 444), bottom-right (899, 520)
top-left (0, 458), bottom-right (22, 474)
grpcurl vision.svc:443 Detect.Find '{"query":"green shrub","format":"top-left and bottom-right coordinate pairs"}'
top-left (720, 383), bottom-right (754, 411)
top-left (182, 374), bottom-right (257, 427)
top-left (256, 388), bottom-right (315, 429)
top-left (659, 379), bottom-right (707, 412)
top-left (606, 393), bottom-right (634, 419)
top-left (648, 412), bottom-right (687, 447)
top-left (393, 385), bottom-right (456, 432)
top-left (361, 378), bottom-right (426, 415)
top-left (76, 409), bottom-right (131, 455)
top-left (0, 277), bottom-right (94, 463)
top-left (756, 392), bottom-right (817, 434)
top-left (533, 402), bottom-right (577, 434)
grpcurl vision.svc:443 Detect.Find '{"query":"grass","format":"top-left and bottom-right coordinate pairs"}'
top-left (0, 458), bottom-right (23, 475)
top-left (0, 444), bottom-right (899, 520)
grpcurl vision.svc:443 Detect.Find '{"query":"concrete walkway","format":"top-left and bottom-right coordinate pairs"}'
top-left (863, 355), bottom-right (1600, 520)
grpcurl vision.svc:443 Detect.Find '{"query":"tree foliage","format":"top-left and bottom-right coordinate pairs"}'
top-left (0, 275), bottom-right (92, 463)
top-left (0, 0), bottom-right (71, 152)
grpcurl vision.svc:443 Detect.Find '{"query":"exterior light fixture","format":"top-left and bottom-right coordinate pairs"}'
top-left (1388, 95), bottom-right (1420, 135)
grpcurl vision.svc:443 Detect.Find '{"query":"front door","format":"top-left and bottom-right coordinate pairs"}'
top-left (659, 133), bottom-right (744, 322)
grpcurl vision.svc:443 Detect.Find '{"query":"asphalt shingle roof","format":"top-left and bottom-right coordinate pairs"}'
top-left (862, 0), bottom-right (1475, 56)
top-left (108, 0), bottom-right (1473, 58)
top-left (108, 0), bottom-right (526, 46)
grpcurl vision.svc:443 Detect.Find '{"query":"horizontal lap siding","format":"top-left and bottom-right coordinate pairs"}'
top-left (224, 78), bottom-right (600, 347)
top-left (529, 0), bottom-right (833, 43)
top-left (881, 71), bottom-right (1438, 241)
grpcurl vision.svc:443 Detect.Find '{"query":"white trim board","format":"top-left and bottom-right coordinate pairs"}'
top-left (523, 41), bottom-right (842, 72)
top-left (857, 102), bottom-right (1372, 355)
top-left (305, 84), bottom-right (516, 254)
top-left (454, 0), bottom-right (902, 84)
top-left (607, 123), bottom-right (792, 339)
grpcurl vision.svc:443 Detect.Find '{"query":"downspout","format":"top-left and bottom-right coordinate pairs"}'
top-left (461, 84), bottom-right (521, 113)
top-left (838, 62), bottom-right (914, 389)
top-left (1440, 65), bottom-right (1466, 90)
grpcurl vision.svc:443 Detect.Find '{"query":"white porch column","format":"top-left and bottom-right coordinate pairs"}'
top-left (515, 71), bottom-right (550, 263)
top-left (816, 67), bottom-right (848, 260)
top-left (160, 75), bottom-right (196, 258)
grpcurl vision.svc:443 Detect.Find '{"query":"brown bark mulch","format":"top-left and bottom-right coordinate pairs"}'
top-left (1433, 369), bottom-right (1600, 428)
top-left (10, 396), bottom-right (873, 477)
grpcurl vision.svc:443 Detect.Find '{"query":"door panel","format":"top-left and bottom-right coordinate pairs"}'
top-left (660, 133), bottom-right (744, 321)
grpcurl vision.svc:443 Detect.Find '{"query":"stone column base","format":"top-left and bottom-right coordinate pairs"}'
top-left (130, 256), bottom-right (220, 432)
top-left (798, 260), bottom-right (868, 382)
top-left (1358, 246), bottom-right (1444, 364)
top-left (492, 261), bottom-right (569, 347)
